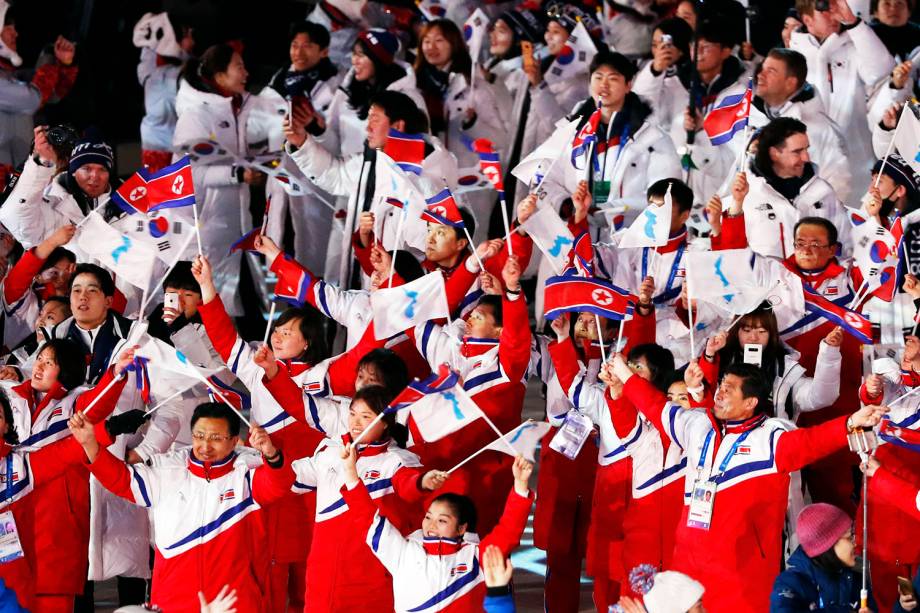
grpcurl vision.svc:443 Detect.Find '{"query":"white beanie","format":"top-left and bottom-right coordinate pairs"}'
top-left (643, 571), bottom-right (705, 613)
top-left (132, 12), bottom-right (182, 59)
top-left (0, 0), bottom-right (22, 67)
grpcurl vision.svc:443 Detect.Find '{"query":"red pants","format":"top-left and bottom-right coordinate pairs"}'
top-left (269, 561), bottom-right (306, 613)
top-left (545, 547), bottom-right (584, 613)
top-left (32, 595), bottom-right (73, 613)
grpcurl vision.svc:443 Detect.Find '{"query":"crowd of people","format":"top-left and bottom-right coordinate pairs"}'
top-left (0, 0), bottom-right (919, 611)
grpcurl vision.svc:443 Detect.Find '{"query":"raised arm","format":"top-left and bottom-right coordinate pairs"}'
top-left (479, 457), bottom-right (535, 557)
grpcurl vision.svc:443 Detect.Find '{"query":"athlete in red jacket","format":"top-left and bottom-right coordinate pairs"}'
top-left (611, 354), bottom-right (886, 612)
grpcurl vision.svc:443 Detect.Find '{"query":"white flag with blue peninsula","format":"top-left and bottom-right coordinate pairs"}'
top-left (76, 212), bottom-right (156, 289)
top-left (371, 272), bottom-right (449, 340)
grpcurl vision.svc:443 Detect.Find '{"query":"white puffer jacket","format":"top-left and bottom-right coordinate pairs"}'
top-left (748, 84), bottom-right (852, 203)
top-left (172, 77), bottom-right (274, 315)
top-left (790, 21), bottom-right (895, 198)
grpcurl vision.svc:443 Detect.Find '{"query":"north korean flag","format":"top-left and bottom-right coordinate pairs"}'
top-left (383, 129), bottom-right (426, 176)
top-left (544, 274), bottom-right (636, 321)
top-left (422, 188), bottom-right (465, 228)
top-left (113, 156), bottom-right (196, 215)
top-left (802, 285), bottom-right (873, 344)
top-left (703, 79), bottom-right (753, 146)
top-left (463, 137), bottom-right (504, 194)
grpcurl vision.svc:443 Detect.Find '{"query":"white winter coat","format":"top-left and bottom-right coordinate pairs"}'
top-left (287, 135), bottom-right (458, 288)
top-left (0, 67), bottom-right (40, 166)
top-left (790, 21), bottom-right (895, 198)
top-left (749, 85), bottom-right (852, 203)
top-left (137, 48), bottom-right (181, 152)
top-left (739, 167), bottom-right (847, 260)
top-left (172, 78), bottom-right (274, 315)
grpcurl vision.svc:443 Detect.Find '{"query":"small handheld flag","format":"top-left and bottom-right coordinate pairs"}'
top-left (112, 156), bottom-right (196, 215)
top-left (703, 79), bottom-right (753, 146)
top-left (383, 130), bottom-right (426, 176)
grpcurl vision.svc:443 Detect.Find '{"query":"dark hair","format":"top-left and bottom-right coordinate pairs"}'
top-left (870, 0), bottom-right (916, 12)
top-left (453, 208), bottom-right (477, 242)
top-left (647, 179), bottom-right (693, 215)
top-left (191, 402), bottom-right (242, 437)
top-left (392, 251), bottom-right (425, 284)
top-left (766, 48), bottom-right (808, 90)
top-left (721, 362), bottom-right (774, 417)
top-left (414, 20), bottom-right (473, 78)
top-left (162, 261), bottom-right (201, 294)
top-left (655, 17), bottom-right (694, 59)
top-left (43, 295), bottom-right (72, 316)
top-left (273, 306), bottom-right (329, 366)
top-left (357, 349), bottom-right (409, 398)
top-left (290, 21), bottom-right (331, 50)
top-left (696, 20), bottom-right (735, 49)
top-left (432, 492), bottom-right (478, 532)
top-left (369, 91), bottom-right (430, 134)
top-left (39, 247), bottom-right (76, 274)
top-left (0, 390), bottom-right (19, 445)
top-left (68, 263), bottom-right (115, 297)
top-left (478, 295), bottom-right (503, 328)
top-left (627, 344), bottom-right (675, 392)
top-left (197, 43), bottom-right (236, 81)
top-left (720, 304), bottom-right (786, 402)
top-left (811, 545), bottom-right (849, 573)
top-left (664, 369), bottom-right (688, 391)
top-left (589, 49), bottom-right (637, 81)
top-left (794, 216), bottom-right (838, 247)
top-left (36, 339), bottom-right (86, 391)
top-left (352, 385), bottom-right (409, 447)
top-left (754, 117), bottom-right (808, 176)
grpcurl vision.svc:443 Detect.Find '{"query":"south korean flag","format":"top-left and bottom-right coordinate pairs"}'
top-left (111, 207), bottom-right (196, 264)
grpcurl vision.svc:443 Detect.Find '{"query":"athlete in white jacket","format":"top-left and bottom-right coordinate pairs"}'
top-left (790, 0), bottom-right (895, 199)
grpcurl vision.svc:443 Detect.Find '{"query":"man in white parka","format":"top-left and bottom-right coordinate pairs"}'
top-left (750, 48), bottom-right (852, 203)
top-left (790, 0), bottom-right (895, 200)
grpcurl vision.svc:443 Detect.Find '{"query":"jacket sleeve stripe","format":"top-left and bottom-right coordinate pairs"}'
top-left (370, 514), bottom-right (386, 552)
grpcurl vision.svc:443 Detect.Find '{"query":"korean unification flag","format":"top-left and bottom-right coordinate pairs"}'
top-left (371, 272), bottom-right (449, 340)
top-left (463, 8), bottom-right (489, 63)
top-left (391, 365), bottom-right (483, 443)
top-left (617, 184), bottom-right (673, 249)
top-left (511, 118), bottom-right (579, 186)
top-left (134, 335), bottom-right (220, 397)
top-left (545, 21), bottom-right (597, 86)
top-left (519, 205), bottom-right (575, 275)
top-left (684, 249), bottom-right (756, 305)
top-left (485, 420), bottom-right (551, 462)
top-left (893, 104), bottom-right (920, 175)
top-left (77, 212), bottom-right (157, 289)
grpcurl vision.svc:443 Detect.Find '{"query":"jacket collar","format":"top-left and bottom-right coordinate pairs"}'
top-left (12, 379), bottom-right (68, 417)
top-left (658, 227), bottom-right (688, 254)
top-left (187, 449), bottom-right (238, 481)
top-left (460, 337), bottom-right (499, 358)
top-left (422, 536), bottom-right (464, 555)
top-left (722, 413), bottom-right (767, 435)
top-left (782, 256), bottom-right (846, 289)
top-left (341, 434), bottom-right (391, 457)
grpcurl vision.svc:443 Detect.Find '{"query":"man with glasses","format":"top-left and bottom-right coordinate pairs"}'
top-left (712, 193), bottom-right (871, 516)
top-left (70, 401), bottom-right (298, 613)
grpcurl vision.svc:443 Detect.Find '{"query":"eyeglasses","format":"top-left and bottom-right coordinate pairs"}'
top-left (794, 240), bottom-right (830, 251)
top-left (191, 432), bottom-right (233, 443)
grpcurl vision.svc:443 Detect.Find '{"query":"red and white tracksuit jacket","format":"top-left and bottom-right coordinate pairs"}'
top-left (613, 376), bottom-right (687, 583)
top-left (527, 334), bottom-right (598, 560)
top-left (408, 290), bottom-right (531, 534)
top-left (857, 381), bottom-right (920, 610)
top-left (0, 247), bottom-right (49, 351)
top-left (541, 313), bottom-right (655, 589)
top-left (290, 436), bottom-right (428, 613)
top-left (352, 228), bottom-right (534, 319)
top-left (714, 215), bottom-right (866, 513)
top-left (6, 368), bottom-right (126, 598)
top-left (343, 479), bottom-right (534, 613)
top-left (625, 374), bottom-right (853, 613)
top-left (0, 434), bottom-right (99, 610)
top-left (89, 445), bottom-right (295, 613)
